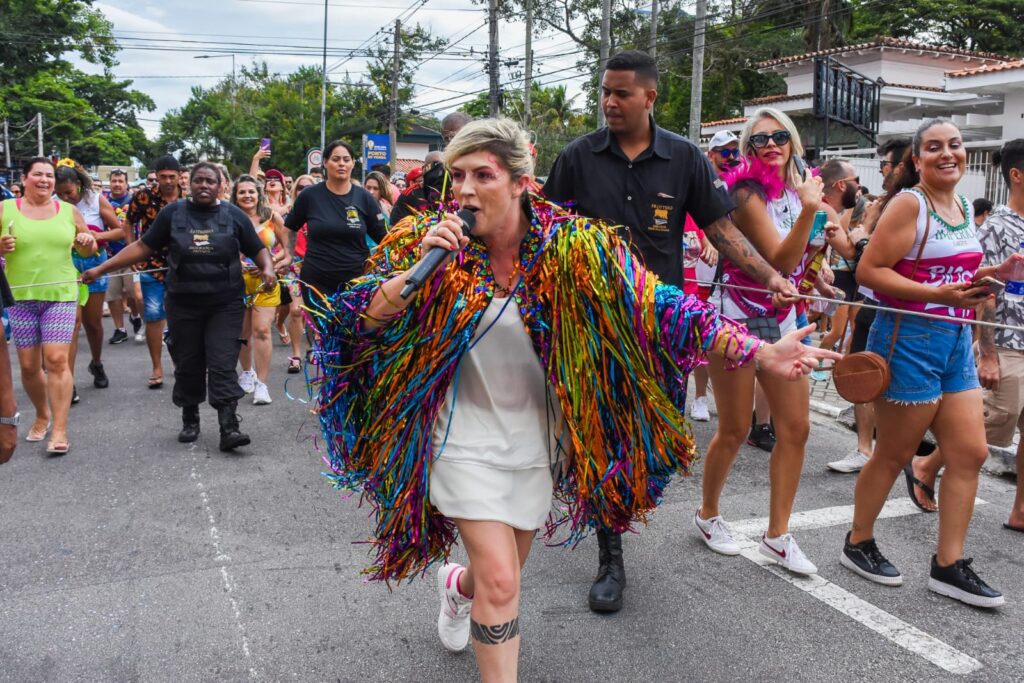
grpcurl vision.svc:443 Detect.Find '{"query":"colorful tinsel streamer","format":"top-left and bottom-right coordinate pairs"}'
top-left (309, 194), bottom-right (758, 585)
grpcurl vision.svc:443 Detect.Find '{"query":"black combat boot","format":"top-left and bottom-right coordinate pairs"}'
top-left (178, 405), bottom-right (201, 443)
top-left (588, 530), bottom-right (626, 613)
top-left (217, 403), bottom-right (251, 452)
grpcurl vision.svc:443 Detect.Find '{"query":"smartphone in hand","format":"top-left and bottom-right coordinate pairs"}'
top-left (974, 276), bottom-right (1005, 296)
top-left (260, 138), bottom-right (272, 153)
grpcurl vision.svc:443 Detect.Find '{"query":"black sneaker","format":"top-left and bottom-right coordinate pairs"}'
top-left (88, 361), bottom-right (109, 389)
top-left (747, 423), bottom-right (776, 452)
top-left (109, 329), bottom-right (128, 345)
top-left (928, 556), bottom-right (1004, 608)
top-left (840, 532), bottom-right (902, 586)
top-left (130, 315), bottom-right (142, 335)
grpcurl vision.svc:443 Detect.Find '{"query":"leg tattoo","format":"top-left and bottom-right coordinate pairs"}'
top-left (470, 617), bottom-right (520, 645)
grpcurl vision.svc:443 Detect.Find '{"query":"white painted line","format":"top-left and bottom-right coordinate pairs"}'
top-left (727, 496), bottom-right (989, 675)
top-left (729, 496), bottom-right (987, 538)
top-left (736, 538), bottom-right (982, 675)
top-left (191, 456), bottom-right (258, 680)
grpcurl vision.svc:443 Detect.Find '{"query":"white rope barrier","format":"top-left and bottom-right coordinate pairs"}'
top-left (694, 279), bottom-right (1024, 334)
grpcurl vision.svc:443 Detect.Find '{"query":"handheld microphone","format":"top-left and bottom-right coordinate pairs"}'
top-left (399, 209), bottom-right (476, 299)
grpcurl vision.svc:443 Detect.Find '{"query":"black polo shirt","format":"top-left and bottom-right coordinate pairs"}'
top-left (543, 122), bottom-right (735, 288)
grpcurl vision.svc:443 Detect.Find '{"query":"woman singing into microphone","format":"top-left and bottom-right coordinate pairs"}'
top-left (309, 119), bottom-right (840, 682)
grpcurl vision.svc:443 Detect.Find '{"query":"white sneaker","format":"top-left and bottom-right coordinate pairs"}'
top-left (238, 369), bottom-right (256, 394)
top-left (759, 533), bottom-right (817, 575)
top-left (437, 563), bottom-right (472, 652)
top-left (827, 450), bottom-right (870, 473)
top-left (690, 396), bottom-right (710, 422)
top-left (134, 331), bottom-right (144, 343)
top-left (693, 510), bottom-right (740, 555)
top-left (253, 381), bottom-right (272, 405)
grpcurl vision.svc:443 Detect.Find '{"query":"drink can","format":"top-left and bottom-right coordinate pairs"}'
top-left (809, 210), bottom-right (828, 247)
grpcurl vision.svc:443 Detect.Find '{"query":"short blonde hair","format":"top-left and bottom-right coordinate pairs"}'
top-left (444, 118), bottom-right (535, 180)
top-left (740, 107), bottom-right (806, 188)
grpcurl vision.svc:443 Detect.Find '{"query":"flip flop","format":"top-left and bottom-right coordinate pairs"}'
top-left (46, 441), bottom-right (69, 455)
top-left (276, 324), bottom-right (291, 345)
top-left (26, 423), bottom-right (51, 442)
top-left (1002, 523), bottom-right (1024, 533)
top-left (903, 463), bottom-right (937, 513)
top-left (148, 376), bottom-right (163, 389)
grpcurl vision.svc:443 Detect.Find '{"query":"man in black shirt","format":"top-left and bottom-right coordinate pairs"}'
top-left (544, 50), bottom-right (796, 614)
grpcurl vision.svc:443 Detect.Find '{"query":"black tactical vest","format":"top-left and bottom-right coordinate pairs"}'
top-left (165, 201), bottom-right (242, 295)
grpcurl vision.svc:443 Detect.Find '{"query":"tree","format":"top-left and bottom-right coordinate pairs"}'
top-left (848, 1), bottom-right (1024, 55)
top-left (0, 0), bottom-right (154, 166)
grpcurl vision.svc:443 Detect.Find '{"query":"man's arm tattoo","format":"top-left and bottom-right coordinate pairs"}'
top-left (979, 298), bottom-right (997, 355)
top-left (704, 216), bottom-right (777, 284)
top-left (470, 618), bottom-right (520, 645)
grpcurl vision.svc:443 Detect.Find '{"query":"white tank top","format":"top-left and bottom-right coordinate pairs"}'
top-left (875, 188), bottom-right (982, 321)
top-left (75, 190), bottom-right (102, 230)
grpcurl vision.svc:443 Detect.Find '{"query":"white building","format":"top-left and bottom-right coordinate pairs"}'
top-left (701, 37), bottom-right (1024, 201)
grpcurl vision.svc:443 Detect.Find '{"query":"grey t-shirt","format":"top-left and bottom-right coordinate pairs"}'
top-left (978, 205), bottom-right (1024, 350)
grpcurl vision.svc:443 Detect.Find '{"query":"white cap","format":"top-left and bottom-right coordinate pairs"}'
top-left (708, 130), bottom-right (739, 150)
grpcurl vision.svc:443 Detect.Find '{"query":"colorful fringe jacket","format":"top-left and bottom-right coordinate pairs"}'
top-left (312, 195), bottom-right (757, 584)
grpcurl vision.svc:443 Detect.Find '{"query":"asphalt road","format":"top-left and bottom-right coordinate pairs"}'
top-left (1, 319), bottom-right (1022, 682)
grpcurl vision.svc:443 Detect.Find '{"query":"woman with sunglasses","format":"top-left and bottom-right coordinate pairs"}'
top-left (695, 108), bottom-right (830, 574)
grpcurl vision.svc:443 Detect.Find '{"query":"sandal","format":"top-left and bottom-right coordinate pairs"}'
top-left (26, 422), bottom-right (51, 442)
top-left (1003, 523), bottom-right (1024, 533)
top-left (903, 463), bottom-right (937, 512)
top-left (276, 323), bottom-right (291, 345)
top-left (46, 440), bottom-right (69, 455)
top-left (148, 375), bottom-right (164, 389)
top-left (287, 356), bottom-right (301, 374)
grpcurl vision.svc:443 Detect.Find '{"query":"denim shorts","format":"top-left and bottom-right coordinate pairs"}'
top-left (139, 273), bottom-right (166, 322)
top-left (866, 310), bottom-right (979, 404)
top-left (72, 251), bottom-right (109, 294)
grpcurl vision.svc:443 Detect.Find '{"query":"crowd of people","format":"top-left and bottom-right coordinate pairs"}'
top-left (2, 48), bottom-right (1023, 683)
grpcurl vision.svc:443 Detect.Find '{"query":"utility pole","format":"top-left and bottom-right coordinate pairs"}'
top-left (487, 0), bottom-right (500, 116)
top-left (688, 0), bottom-right (708, 142)
top-left (650, 0), bottom-right (658, 58)
top-left (3, 119), bottom-right (10, 169)
top-left (598, 0), bottom-right (610, 127)
top-left (319, 0), bottom-right (329, 156)
top-left (389, 19), bottom-right (401, 165)
top-left (523, 0), bottom-right (533, 126)
top-left (37, 113), bottom-right (43, 157)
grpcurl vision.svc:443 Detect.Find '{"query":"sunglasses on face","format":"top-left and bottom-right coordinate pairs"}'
top-left (834, 175), bottom-right (860, 186)
top-left (879, 160), bottom-right (894, 171)
top-left (748, 131), bottom-right (792, 149)
top-left (717, 148), bottom-right (740, 159)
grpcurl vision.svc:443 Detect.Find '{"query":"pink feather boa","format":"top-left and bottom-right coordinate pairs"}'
top-left (719, 156), bottom-right (818, 201)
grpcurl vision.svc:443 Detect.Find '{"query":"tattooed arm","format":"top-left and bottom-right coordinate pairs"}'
top-left (703, 214), bottom-right (798, 307)
top-left (977, 297), bottom-right (1000, 391)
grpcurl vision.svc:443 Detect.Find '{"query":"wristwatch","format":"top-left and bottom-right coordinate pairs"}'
top-left (0, 412), bottom-right (20, 426)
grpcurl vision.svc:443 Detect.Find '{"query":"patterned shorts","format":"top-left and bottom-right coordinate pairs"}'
top-left (6, 300), bottom-right (78, 349)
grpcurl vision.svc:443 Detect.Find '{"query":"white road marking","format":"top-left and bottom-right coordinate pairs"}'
top-left (728, 496), bottom-right (987, 675)
top-left (191, 455), bottom-right (258, 680)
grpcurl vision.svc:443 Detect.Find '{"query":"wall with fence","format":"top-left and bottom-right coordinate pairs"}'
top-left (822, 148), bottom-right (1008, 206)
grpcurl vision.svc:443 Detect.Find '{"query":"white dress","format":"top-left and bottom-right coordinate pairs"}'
top-left (429, 296), bottom-right (566, 530)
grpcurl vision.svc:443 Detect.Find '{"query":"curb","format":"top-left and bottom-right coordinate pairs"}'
top-left (809, 399), bottom-right (842, 419)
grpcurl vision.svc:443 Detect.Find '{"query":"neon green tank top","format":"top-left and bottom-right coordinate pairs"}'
top-left (2, 198), bottom-right (80, 302)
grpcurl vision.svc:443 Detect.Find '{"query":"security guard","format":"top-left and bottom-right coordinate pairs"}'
top-left (83, 162), bottom-right (275, 451)
top-left (544, 50), bottom-right (795, 614)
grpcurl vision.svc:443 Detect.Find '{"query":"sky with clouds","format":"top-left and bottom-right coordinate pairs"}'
top-left (86, 0), bottom-right (591, 139)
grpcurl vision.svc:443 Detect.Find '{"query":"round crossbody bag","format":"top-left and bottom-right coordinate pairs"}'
top-left (833, 192), bottom-right (933, 404)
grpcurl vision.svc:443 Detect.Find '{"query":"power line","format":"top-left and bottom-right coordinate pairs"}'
top-left (409, 0), bottom-right (870, 116)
